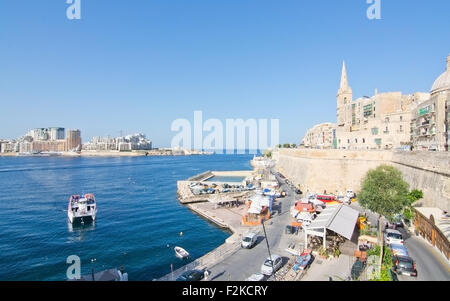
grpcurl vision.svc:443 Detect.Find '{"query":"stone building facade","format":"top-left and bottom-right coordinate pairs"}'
top-left (335, 61), bottom-right (429, 150)
top-left (301, 122), bottom-right (337, 149)
top-left (302, 55), bottom-right (450, 152)
top-left (411, 55), bottom-right (450, 151)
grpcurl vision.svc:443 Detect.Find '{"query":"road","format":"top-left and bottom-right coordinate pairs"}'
top-left (397, 228), bottom-right (450, 281)
top-left (350, 203), bottom-right (450, 281)
top-left (208, 173), bottom-right (297, 281)
top-left (207, 175), bottom-right (450, 281)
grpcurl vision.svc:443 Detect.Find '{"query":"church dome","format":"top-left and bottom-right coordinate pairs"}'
top-left (431, 54), bottom-right (450, 94)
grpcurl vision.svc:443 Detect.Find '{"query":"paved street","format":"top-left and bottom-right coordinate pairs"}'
top-left (397, 228), bottom-right (450, 281)
top-left (206, 174), bottom-right (450, 281)
top-left (208, 174), bottom-right (298, 281)
top-left (350, 202), bottom-right (450, 281)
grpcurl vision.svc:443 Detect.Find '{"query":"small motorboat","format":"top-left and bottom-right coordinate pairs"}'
top-left (174, 246), bottom-right (189, 259)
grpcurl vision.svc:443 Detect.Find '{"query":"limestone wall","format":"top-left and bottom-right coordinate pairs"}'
top-left (275, 149), bottom-right (450, 211)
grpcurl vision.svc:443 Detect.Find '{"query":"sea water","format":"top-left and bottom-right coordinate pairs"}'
top-left (0, 154), bottom-right (253, 280)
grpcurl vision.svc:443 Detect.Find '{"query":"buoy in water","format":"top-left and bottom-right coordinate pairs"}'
top-left (179, 232), bottom-right (183, 237)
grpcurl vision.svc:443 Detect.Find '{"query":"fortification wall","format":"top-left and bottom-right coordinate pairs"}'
top-left (275, 149), bottom-right (450, 211)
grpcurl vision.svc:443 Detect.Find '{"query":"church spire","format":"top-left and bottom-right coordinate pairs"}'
top-left (340, 61), bottom-right (349, 90)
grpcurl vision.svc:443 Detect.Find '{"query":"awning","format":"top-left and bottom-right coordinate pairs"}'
top-left (248, 194), bottom-right (270, 215)
top-left (305, 204), bottom-right (359, 240)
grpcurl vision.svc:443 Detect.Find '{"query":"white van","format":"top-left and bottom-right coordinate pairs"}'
top-left (241, 232), bottom-right (258, 249)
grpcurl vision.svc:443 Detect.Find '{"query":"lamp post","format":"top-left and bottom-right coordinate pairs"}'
top-left (261, 218), bottom-right (277, 281)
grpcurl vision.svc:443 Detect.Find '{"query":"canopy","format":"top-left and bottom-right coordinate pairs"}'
top-left (248, 194), bottom-right (270, 215)
top-left (304, 204), bottom-right (359, 248)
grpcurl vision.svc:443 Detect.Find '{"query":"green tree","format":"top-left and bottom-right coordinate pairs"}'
top-left (263, 150), bottom-right (272, 158)
top-left (358, 165), bottom-right (410, 221)
top-left (282, 143), bottom-right (291, 149)
top-left (291, 143), bottom-right (297, 148)
top-left (359, 165), bottom-right (410, 276)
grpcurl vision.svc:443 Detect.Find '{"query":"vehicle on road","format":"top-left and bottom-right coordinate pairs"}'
top-left (388, 215), bottom-right (404, 228)
top-left (246, 273), bottom-right (265, 281)
top-left (390, 243), bottom-right (408, 257)
top-left (385, 229), bottom-right (404, 245)
top-left (176, 269), bottom-right (205, 281)
top-left (261, 255), bottom-right (283, 276)
top-left (346, 189), bottom-right (356, 199)
top-left (241, 232), bottom-right (258, 249)
top-left (392, 255), bottom-right (417, 277)
top-left (337, 195), bottom-right (351, 205)
top-left (316, 194), bottom-right (337, 203)
top-left (296, 212), bottom-right (316, 227)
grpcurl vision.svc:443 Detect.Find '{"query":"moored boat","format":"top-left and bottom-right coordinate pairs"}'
top-left (174, 246), bottom-right (189, 259)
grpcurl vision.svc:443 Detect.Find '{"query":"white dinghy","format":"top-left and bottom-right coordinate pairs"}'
top-left (174, 246), bottom-right (189, 259)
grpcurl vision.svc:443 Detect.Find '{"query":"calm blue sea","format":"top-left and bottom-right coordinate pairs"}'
top-left (0, 154), bottom-right (253, 281)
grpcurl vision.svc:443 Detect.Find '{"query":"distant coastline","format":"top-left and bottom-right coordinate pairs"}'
top-left (0, 149), bottom-right (213, 157)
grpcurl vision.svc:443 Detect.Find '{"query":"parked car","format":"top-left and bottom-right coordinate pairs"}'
top-left (246, 273), bottom-right (265, 281)
top-left (346, 189), bottom-right (356, 199)
top-left (390, 243), bottom-right (408, 257)
top-left (176, 269), bottom-right (205, 281)
top-left (241, 232), bottom-right (258, 249)
top-left (392, 255), bottom-right (417, 277)
top-left (388, 215), bottom-right (404, 228)
top-left (261, 255), bottom-right (283, 276)
top-left (385, 229), bottom-right (404, 245)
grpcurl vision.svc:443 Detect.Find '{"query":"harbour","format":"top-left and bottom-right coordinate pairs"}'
top-left (0, 154), bottom-right (253, 281)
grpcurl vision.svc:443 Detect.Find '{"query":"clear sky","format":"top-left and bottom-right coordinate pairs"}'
top-left (1, 0), bottom-right (449, 147)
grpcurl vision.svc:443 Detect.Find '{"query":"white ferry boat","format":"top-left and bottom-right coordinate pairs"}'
top-left (68, 194), bottom-right (97, 224)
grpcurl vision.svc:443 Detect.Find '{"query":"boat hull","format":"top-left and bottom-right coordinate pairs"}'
top-left (174, 247), bottom-right (189, 259)
top-left (68, 214), bottom-right (95, 224)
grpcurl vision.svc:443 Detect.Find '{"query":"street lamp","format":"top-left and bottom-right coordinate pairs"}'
top-left (261, 218), bottom-right (277, 281)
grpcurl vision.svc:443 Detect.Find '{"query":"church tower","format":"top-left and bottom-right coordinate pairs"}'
top-left (337, 61), bottom-right (353, 127)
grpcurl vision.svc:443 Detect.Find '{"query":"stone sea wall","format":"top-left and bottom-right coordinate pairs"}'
top-left (274, 149), bottom-right (450, 211)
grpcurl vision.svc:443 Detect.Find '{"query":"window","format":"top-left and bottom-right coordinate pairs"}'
top-left (347, 139), bottom-right (350, 144)
top-left (363, 138), bottom-right (366, 143)
top-left (355, 139), bottom-right (358, 143)
top-left (400, 116), bottom-right (403, 121)
top-left (400, 125), bottom-right (403, 132)
top-left (371, 128), bottom-right (379, 135)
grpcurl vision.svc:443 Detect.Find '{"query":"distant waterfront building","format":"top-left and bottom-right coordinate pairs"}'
top-left (82, 133), bottom-right (152, 152)
top-left (301, 123), bottom-right (337, 149)
top-left (411, 55), bottom-right (450, 151)
top-left (66, 129), bottom-right (82, 152)
top-left (1, 141), bottom-right (18, 153)
top-left (49, 127), bottom-right (65, 141)
top-left (32, 140), bottom-right (66, 152)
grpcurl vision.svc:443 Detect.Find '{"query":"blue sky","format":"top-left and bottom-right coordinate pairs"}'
top-left (1, 0), bottom-right (449, 147)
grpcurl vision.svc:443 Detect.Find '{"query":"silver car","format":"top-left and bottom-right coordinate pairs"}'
top-left (261, 255), bottom-right (283, 276)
